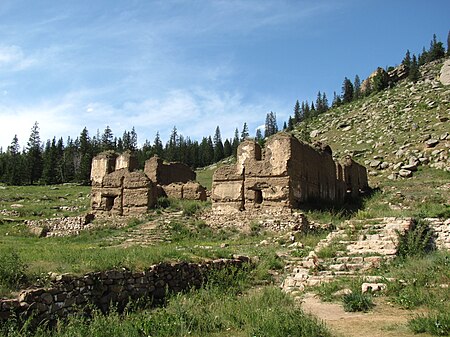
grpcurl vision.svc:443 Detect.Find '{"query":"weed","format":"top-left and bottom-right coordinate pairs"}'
top-left (396, 218), bottom-right (435, 258)
top-left (409, 311), bottom-right (450, 336)
top-left (0, 249), bottom-right (27, 293)
top-left (342, 291), bottom-right (374, 312)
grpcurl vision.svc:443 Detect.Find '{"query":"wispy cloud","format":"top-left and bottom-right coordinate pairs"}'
top-left (0, 45), bottom-right (37, 71)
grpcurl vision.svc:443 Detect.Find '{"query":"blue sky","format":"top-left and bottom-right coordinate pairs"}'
top-left (0, 0), bottom-right (449, 149)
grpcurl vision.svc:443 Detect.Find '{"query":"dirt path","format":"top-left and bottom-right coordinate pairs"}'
top-left (299, 293), bottom-right (432, 337)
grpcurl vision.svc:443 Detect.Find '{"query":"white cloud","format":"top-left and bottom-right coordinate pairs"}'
top-left (0, 87), bottom-right (283, 149)
top-left (0, 45), bottom-right (36, 71)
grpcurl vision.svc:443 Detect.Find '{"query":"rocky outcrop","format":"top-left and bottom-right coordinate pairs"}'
top-left (440, 59), bottom-right (450, 85)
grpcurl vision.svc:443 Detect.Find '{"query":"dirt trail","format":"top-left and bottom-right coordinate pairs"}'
top-left (299, 293), bottom-right (432, 337)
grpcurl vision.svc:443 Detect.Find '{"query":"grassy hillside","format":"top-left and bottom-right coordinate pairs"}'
top-left (294, 59), bottom-right (449, 180)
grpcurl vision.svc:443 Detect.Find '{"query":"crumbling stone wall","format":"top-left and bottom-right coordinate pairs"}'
top-left (144, 156), bottom-right (196, 185)
top-left (212, 133), bottom-right (368, 213)
top-left (144, 156), bottom-right (206, 201)
top-left (91, 153), bottom-right (206, 215)
top-left (0, 257), bottom-right (249, 326)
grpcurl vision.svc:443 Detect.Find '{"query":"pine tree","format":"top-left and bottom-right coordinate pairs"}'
top-left (409, 54), bottom-right (420, 82)
top-left (26, 122), bottom-right (43, 184)
top-left (322, 92), bottom-right (329, 111)
top-left (42, 138), bottom-right (59, 184)
top-left (153, 132), bottom-right (164, 157)
top-left (283, 121), bottom-right (287, 130)
top-left (240, 123), bottom-right (249, 141)
top-left (428, 33), bottom-right (445, 61)
top-left (223, 139), bottom-right (232, 158)
top-left (264, 111), bottom-right (278, 138)
top-left (353, 75), bottom-right (361, 100)
top-left (213, 126), bottom-right (224, 162)
top-left (303, 102), bottom-right (311, 120)
top-left (76, 127), bottom-right (93, 184)
top-left (293, 100), bottom-right (301, 123)
top-left (372, 68), bottom-right (389, 92)
top-left (402, 50), bottom-right (411, 74)
top-left (315, 91), bottom-right (324, 114)
top-left (129, 127), bottom-right (137, 151)
top-left (332, 91), bottom-right (342, 107)
top-left (342, 77), bottom-right (354, 103)
top-left (166, 126), bottom-right (178, 161)
top-left (447, 30), bottom-right (450, 56)
top-left (232, 128), bottom-right (240, 156)
top-left (101, 126), bottom-right (114, 151)
top-left (287, 117), bottom-right (294, 131)
top-left (5, 135), bottom-right (23, 185)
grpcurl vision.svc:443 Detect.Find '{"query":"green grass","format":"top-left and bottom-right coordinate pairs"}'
top-left (196, 166), bottom-right (215, 190)
top-left (2, 284), bottom-right (332, 337)
top-left (0, 184), bottom-right (90, 221)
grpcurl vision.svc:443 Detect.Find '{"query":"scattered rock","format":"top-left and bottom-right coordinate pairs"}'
top-left (425, 139), bottom-right (439, 148)
top-left (398, 169), bottom-right (413, 178)
top-left (400, 164), bottom-right (417, 171)
top-left (361, 282), bottom-right (386, 294)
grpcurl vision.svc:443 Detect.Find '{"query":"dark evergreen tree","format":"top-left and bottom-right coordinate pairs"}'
top-left (287, 116), bottom-right (294, 131)
top-left (166, 126), bottom-right (179, 161)
top-left (341, 77), bottom-right (354, 103)
top-left (232, 128), bottom-right (240, 156)
top-left (42, 138), bottom-right (59, 184)
top-left (76, 127), bottom-right (93, 184)
top-left (447, 30), bottom-right (450, 56)
top-left (240, 123), bottom-right (249, 141)
top-left (264, 111), bottom-right (278, 138)
top-left (153, 132), bottom-right (164, 158)
top-left (63, 137), bottom-right (76, 182)
top-left (332, 91), bottom-right (342, 107)
top-left (223, 139), bottom-right (232, 158)
top-left (5, 135), bottom-right (23, 185)
top-left (101, 126), bottom-right (114, 151)
top-left (409, 54), bottom-right (420, 82)
top-left (213, 126), bottom-right (224, 162)
top-left (353, 75), bottom-right (361, 100)
top-left (303, 102), bottom-right (311, 119)
top-left (402, 50), bottom-right (411, 74)
top-left (129, 127), bottom-right (138, 151)
top-left (26, 122), bottom-right (43, 184)
top-left (293, 100), bottom-right (301, 123)
top-left (428, 33), bottom-right (445, 61)
top-left (372, 68), bottom-right (389, 92)
top-left (283, 121), bottom-right (287, 130)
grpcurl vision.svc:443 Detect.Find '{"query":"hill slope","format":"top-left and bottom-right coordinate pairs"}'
top-left (293, 58), bottom-right (449, 184)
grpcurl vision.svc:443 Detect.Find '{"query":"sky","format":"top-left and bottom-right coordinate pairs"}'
top-left (0, 0), bottom-right (449, 150)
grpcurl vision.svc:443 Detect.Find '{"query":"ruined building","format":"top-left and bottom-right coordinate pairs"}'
top-left (91, 152), bottom-right (206, 215)
top-left (211, 133), bottom-right (368, 213)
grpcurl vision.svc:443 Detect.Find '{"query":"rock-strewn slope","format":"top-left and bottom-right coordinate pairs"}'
top-left (295, 58), bottom-right (450, 182)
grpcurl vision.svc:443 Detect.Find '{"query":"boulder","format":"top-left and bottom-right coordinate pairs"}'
top-left (440, 59), bottom-right (450, 85)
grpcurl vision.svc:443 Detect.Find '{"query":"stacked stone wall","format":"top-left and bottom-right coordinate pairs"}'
top-left (0, 257), bottom-right (249, 326)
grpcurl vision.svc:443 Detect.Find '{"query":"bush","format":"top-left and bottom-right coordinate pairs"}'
top-left (409, 311), bottom-right (450, 336)
top-left (181, 201), bottom-right (202, 216)
top-left (397, 218), bottom-right (435, 258)
top-left (342, 291), bottom-right (374, 312)
top-left (156, 197), bottom-right (172, 209)
top-left (0, 249), bottom-right (27, 290)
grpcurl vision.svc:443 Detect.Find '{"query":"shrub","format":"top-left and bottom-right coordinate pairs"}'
top-left (342, 291), bottom-right (374, 312)
top-left (181, 201), bottom-right (202, 216)
top-left (156, 197), bottom-right (172, 209)
top-left (409, 312), bottom-right (450, 336)
top-left (397, 218), bottom-right (435, 258)
top-left (0, 249), bottom-right (27, 290)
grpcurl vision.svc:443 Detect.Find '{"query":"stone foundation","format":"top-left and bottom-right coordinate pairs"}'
top-left (0, 257), bottom-right (250, 326)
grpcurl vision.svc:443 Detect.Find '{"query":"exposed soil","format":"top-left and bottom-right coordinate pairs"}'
top-left (298, 293), bottom-right (432, 337)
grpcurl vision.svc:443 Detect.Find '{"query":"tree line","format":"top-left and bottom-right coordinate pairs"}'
top-left (283, 32), bottom-right (449, 133)
top-left (0, 120), bottom-right (271, 186)
top-left (1, 33), bottom-right (447, 186)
